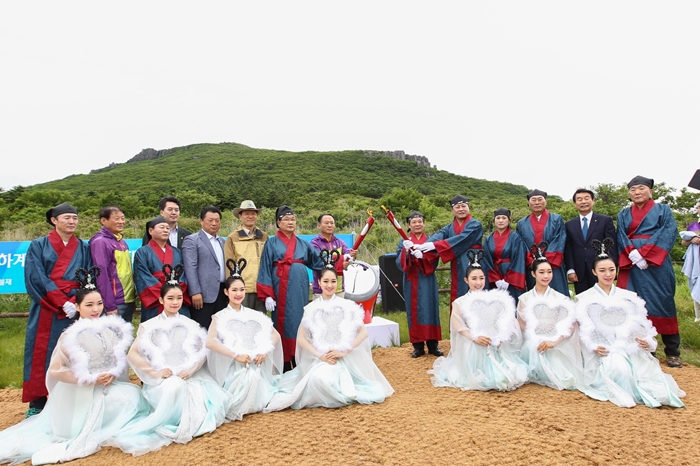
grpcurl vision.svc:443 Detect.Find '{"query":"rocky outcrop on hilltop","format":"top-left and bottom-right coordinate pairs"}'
top-left (363, 150), bottom-right (435, 169)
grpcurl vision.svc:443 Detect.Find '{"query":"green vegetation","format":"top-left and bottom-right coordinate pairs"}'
top-left (0, 143), bottom-right (531, 240)
top-left (0, 317), bottom-right (25, 388)
top-left (0, 143), bottom-right (536, 243)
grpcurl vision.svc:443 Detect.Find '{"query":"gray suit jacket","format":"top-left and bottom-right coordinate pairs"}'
top-left (182, 229), bottom-right (226, 303)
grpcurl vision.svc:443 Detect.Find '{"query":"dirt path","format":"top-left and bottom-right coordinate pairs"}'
top-left (1, 343), bottom-right (697, 465)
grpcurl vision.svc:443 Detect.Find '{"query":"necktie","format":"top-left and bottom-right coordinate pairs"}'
top-left (582, 217), bottom-right (589, 240)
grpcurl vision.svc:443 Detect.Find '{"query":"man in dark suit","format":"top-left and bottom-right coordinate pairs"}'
top-left (142, 196), bottom-right (192, 249)
top-left (564, 188), bottom-right (617, 294)
top-left (182, 206), bottom-right (227, 328)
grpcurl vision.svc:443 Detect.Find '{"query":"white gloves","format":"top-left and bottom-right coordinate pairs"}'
top-left (629, 249), bottom-right (649, 270)
top-left (628, 249), bottom-right (643, 264)
top-left (495, 280), bottom-right (509, 291)
top-left (417, 242), bottom-right (436, 252)
top-left (63, 302), bottom-right (77, 318)
top-left (343, 253), bottom-right (353, 262)
top-left (410, 249), bottom-right (424, 259)
top-left (265, 297), bottom-right (277, 312)
top-left (402, 240), bottom-right (414, 250)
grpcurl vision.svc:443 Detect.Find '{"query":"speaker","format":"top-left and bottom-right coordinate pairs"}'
top-left (379, 253), bottom-right (405, 312)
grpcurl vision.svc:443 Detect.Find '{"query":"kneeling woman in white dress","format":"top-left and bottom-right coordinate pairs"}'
top-left (265, 251), bottom-right (394, 411)
top-left (517, 243), bottom-right (599, 396)
top-left (430, 250), bottom-right (528, 391)
top-left (576, 239), bottom-right (685, 408)
top-left (206, 259), bottom-right (283, 420)
top-left (126, 264), bottom-right (232, 443)
top-left (0, 267), bottom-right (168, 465)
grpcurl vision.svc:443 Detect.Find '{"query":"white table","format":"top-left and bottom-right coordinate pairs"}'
top-left (365, 316), bottom-right (400, 348)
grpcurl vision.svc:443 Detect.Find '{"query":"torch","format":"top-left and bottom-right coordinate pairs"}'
top-left (352, 208), bottom-right (375, 250)
top-left (381, 205), bottom-right (410, 241)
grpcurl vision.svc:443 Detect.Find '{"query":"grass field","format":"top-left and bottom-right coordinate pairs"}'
top-left (0, 317), bottom-right (25, 389)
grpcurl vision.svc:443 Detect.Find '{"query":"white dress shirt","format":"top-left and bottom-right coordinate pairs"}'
top-left (204, 230), bottom-right (226, 282)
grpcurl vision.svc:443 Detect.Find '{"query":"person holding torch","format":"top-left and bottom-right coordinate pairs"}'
top-left (395, 211), bottom-right (443, 358)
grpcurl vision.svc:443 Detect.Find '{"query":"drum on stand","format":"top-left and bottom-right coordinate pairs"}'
top-left (344, 260), bottom-right (380, 324)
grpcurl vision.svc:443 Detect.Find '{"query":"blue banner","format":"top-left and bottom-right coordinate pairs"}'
top-left (0, 234), bottom-right (353, 294)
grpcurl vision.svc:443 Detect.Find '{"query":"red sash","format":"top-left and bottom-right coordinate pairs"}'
top-left (42, 230), bottom-right (80, 316)
top-left (618, 199), bottom-right (667, 276)
top-left (453, 217), bottom-right (470, 235)
top-left (627, 200), bottom-right (655, 237)
top-left (529, 210), bottom-right (549, 244)
top-left (488, 229), bottom-right (510, 283)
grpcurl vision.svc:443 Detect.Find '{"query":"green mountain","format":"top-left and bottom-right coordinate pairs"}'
top-left (1, 143), bottom-right (537, 235)
top-left (49, 143), bottom-right (529, 204)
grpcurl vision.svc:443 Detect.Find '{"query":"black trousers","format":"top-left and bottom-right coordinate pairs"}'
top-left (29, 396), bottom-right (47, 410)
top-left (661, 333), bottom-right (681, 357)
top-left (283, 357), bottom-right (297, 373)
top-left (572, 268), bottom-right (597, 295)
top-left (413, 340), bottom-right (439, 351)
top-left (190, 283), bottom-right (228, 329)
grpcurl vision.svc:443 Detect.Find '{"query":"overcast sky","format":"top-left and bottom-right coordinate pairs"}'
top-left (1, 1), bottom-right (698, 199)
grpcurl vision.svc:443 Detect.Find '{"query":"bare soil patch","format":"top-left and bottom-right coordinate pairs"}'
top-left (1, 342), bottom-right (697, 465)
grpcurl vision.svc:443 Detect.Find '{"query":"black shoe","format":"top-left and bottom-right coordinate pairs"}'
top-left (428, 348), bottom-right (444, 357)
top-left (411, 348), bottom-right (426, 358)
top-left (666, 356), bottom-right (682, 368)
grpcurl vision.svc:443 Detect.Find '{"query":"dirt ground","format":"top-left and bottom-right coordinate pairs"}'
top-left (1, 342), bottom-right (698, 466)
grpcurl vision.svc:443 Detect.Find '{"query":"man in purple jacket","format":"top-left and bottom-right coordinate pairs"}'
top-left (309, 213), bottom-right (357, 299)
top-left (89, 206), bottom-right (136, 322)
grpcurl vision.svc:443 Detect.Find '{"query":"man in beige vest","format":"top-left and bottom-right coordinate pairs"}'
top-left (224, 200), bottom-right (269, 312)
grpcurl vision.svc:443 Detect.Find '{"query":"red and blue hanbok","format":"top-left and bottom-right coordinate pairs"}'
top-left (133, 240), bottom-right (191, 321)
top-left (257, 231), bottom-right (324, 362)
top-left (516, 210), bottom-right (569, 296)
top-left (427, 217), bottom-right (485, 310)
top-left (616, 200), bottom-right (678, 335)
top-left (396, 234), bottom-right (441, 344)
top-left (483, 228), bottom-right (527, 302)
top-left (23, 230), bottom-right (92, 403)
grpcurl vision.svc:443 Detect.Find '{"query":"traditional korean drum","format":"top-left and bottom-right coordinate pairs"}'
top-left (343, 260), bottom-right (379, 324)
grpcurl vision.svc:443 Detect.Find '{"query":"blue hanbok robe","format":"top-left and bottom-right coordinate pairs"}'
top-left (257, 231), bottom-right (324, 362)
top-left (483, 228), bottom-right (527, 303)
top-left (23, 229), bottom-right (91, 403)
top-left (396, 234), bottom-right (441, 343)
top-left (133, 241), bottom-right (191, 322)
top-left (427, 217), bottom-right (485, 310)
top-left (616, 200), bottom-right (678, 334)
top-left (516, 210), bottom-right (569, 296)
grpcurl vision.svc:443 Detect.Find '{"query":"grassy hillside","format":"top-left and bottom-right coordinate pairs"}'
top-left (41, 143), bottom-right (529, 202)
top-left (0, 143), bottom-right (536, 239)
